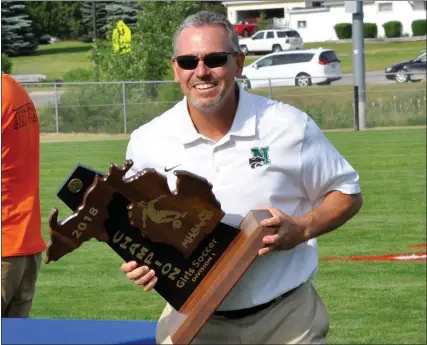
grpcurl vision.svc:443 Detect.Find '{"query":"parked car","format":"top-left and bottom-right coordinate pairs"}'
top-left (239, 48), bottom-right (342, 88)
top-left (234, 22), bottom-right (257, 37)
top-left (234, 18), bottom-right (258, 37)
top-left (385, 51), bottom-right (426, 83)
top-left (239, 29), bottom-right (304, 55)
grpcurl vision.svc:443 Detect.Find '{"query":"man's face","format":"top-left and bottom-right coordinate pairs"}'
top-left (172, 25), bottom-right (245, 112)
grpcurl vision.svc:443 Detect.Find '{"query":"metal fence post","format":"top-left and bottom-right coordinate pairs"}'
top-left (122, 82), bottom-right (127, 134)
top-left (54, 82), bottom-right (59, 133)
top-left (268, 79), bottom-right (272, 99)
top-left (353, 85), bottom-right (360, 131)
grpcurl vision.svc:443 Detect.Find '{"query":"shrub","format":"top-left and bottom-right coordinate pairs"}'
top-left (268, 85), bottom-right (426, 129)
top-left (364, 23), bottom-right (378, 38)
top-left (256, 11), bottom-right (269, 31)
top-left (411, 19), bottom-right (427, 36)
top-left (38, 107), bottom-right (57, 133)
top-left (334, 23), bottom-right (352, 39)
top-left (383, 21), bottom-right (402, 38)
top-left (126, 82), bottom-right (182, 132)
top-left (1, 53), bottom-right (13, 73)
top-left (38, 82), bottom-right (184, 134)
top-left (63, 68), bottom-right (97, 82)
top-left (79, 35), bottom-right (93, 43)
top-left (38, 83), bottom-right (426, 133)
top-left (39, 34), bottom-right (52, 44)
top-left (53, 84), bottom-right (124, 133)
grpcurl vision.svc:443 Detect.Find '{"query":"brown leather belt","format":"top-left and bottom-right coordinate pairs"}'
top-left (213, 285), bottom-right (300, 319)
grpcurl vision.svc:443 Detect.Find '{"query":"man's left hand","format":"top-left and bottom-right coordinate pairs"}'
top-left (258, 207), bottom-right (307, 256)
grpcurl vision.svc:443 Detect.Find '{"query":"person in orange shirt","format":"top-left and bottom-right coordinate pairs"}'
top-left (1, 73), bottom-right (46, 317)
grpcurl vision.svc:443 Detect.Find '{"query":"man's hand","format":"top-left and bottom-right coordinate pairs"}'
top-left (257, 191), bottom-right (363, 257)
top-left (121, 261), bottom-right (158, 291)
top-left (258, 208), bottom-right (307, 256)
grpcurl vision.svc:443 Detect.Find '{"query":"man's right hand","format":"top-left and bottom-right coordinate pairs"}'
top-left (121, 261), bottom-right (158, 291)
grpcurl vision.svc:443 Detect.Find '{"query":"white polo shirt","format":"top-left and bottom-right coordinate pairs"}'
top-left (125, 85), bottom-right (361, 311)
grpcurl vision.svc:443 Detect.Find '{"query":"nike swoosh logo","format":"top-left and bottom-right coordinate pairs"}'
top-left (164, 164), bottom-right (182, 172)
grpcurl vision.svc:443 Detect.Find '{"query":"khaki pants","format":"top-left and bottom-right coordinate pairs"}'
top-left (1, 253), bottom-right (42, 318)
top-left (156, 280), bottom-right (329, 344)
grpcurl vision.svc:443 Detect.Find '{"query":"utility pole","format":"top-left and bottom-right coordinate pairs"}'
top-left (92, 1), bottom-right (99, 80)
top-left (92, 1), bottom-right (97, 41)
top-left (345, 0), bottom-right (367, 130)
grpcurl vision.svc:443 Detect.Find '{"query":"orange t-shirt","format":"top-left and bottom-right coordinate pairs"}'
top-left (1, 73), bottom-right (46, 257)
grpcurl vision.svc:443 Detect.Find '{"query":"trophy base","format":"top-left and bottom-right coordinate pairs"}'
top-left (167, 210), bottom-right (275, 344)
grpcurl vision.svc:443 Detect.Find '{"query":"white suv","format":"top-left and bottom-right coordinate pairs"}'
top-left (239, 48), bottom-right (342, 88)
top-left (239, 29), bottom-right (304, 55)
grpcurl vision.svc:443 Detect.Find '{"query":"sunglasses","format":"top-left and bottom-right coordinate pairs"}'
top-left (175, 52), bottom-right (238, 70)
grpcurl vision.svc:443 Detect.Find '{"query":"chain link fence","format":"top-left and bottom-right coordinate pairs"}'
top-left (24, 72), bottom-right (426, 134)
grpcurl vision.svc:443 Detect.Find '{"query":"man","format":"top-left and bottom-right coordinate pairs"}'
top-left (121, 11), bottom-right (362, 344)
top-left (1, 73), bottom-right (46, 317)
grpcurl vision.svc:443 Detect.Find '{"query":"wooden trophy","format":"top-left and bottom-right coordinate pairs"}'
top-left (46, 160), bottom-right (274, 344)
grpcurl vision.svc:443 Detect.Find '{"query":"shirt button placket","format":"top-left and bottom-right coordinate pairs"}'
top-left (212, 147), bottom-right (221, 183)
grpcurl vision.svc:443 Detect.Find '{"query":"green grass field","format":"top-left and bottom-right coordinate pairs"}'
top-left (10, 41), bottom-right (92, 80)
top-left (10, 40), bottom-right (426, 80)
top-left (32, 127), bottom-right (426, 344)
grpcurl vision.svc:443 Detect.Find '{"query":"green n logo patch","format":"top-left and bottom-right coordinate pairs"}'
top-left (249, 147), bottom-right (271, 169)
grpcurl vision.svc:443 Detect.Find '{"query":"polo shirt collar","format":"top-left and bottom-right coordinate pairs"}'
top-left (176, 84), bottom-right (257, 145)
top-left (175, 99), bottom-right (201, 145)
top-left (228, 85), bottom-right (257, 139)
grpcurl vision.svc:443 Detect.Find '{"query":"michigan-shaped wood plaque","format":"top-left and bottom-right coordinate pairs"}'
top-left (46, 160), bottom-right (274, 344)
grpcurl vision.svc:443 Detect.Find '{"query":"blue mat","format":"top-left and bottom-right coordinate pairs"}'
top-left (1, 318), bottom-right (157, 344)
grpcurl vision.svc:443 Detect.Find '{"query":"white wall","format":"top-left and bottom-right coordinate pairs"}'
top-left (226, 1), bottom-right (304, 24)
top-left (289, 7), bottom-right (344, 42)
top-left (364, 1), bottom-right (426, 37)
top-left (289, 1), bottom-right (427, 43)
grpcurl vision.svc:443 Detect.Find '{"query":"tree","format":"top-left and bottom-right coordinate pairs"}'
top-left (1, 4), bottom-right (18, 55)
top-left (81, 1), bottom-right (110, 39)
top-left (105, 1), bottom-right (141, 31)
top-left (1, 1), bottom-right (38, 56)
top-left (25, 1), bottom-right (87, 40)
top-left (95, 0), bottom-right (228, 83)
top-left (24, 1), bottom-right (50, 40)
top-left (256, 11), bottom-right (269, 31)
top-left (55, 1), bottom-right (229, 132)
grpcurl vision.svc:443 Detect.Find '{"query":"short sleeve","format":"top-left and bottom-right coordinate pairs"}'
top-left (125, 132), bottom-right (144, 179)
top-left (301, 116), bottom-right (361, 202)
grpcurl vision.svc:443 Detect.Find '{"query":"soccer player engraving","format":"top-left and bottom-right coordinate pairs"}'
top-left (46, 160), bottom-right (274, 344)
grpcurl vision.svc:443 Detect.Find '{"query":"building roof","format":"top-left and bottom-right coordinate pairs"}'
top-left (222, 0), bottom-right (303, 6)
top-left (222, 0), bottom-right (375, 8)
top-left (317, 0), bottom-right (375, 6)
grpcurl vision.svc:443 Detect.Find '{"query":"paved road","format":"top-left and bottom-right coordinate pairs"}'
top-left (29, 90), bottom-right (62, 107)
top-left (336, 71), bottom-right (395, 86)
top-left (27, 70), bottom-right (400, 107)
